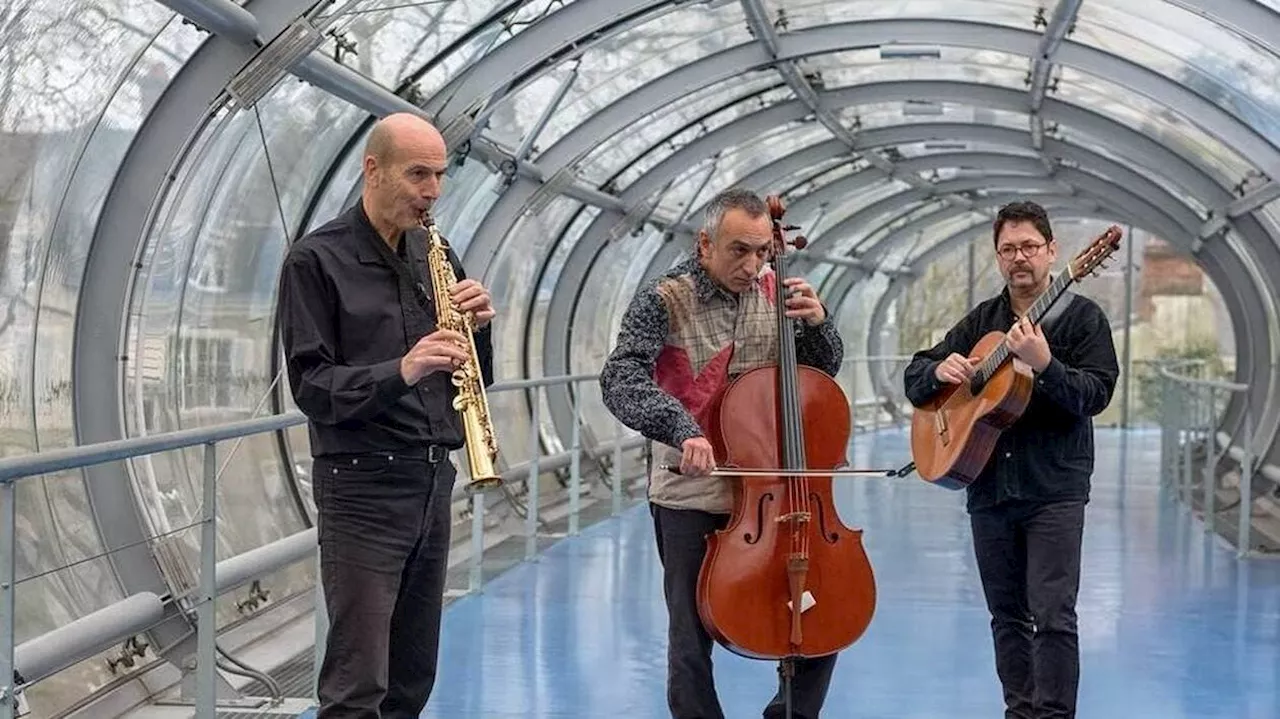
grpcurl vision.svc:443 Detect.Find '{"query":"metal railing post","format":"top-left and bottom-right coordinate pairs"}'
top-left (197, 442), bottom-right (217, 718)
top-left (525, 391), bottom-right (541, 560)
top-left (469, 490), bottom-right (486, 592)
top-left (1159, 372), bottom-right (1172, 490)
top-left (1238, 405), bottom-right (1254, 558)
top-left (1181, 386), bottom-right (1193, 506)
top-left (569, 386), bottom-right (581, 536)
top-left (1204, 387), bottom-right (1217, 533)
top-left (1, 479), bottom-right (15, 719)
top-left (612, 419), bottom-right (624, 517)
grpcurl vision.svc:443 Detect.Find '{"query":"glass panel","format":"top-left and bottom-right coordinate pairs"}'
top-left (836, 102), bottom-right (1029, 133)
top-left (832, 274), bottom-right (891, 423)
top-left (777, 159), bottom-right (869, 207)
top-left (530, 206), bottom-right (601, 452)
top-left (0, 0), bottom-right (189, 712)
top-left (123, 81), bottom-right (373, 646)
top-left (574, 71), bottom-right (785, 186)
top-left (803, 47), bottom-right (1029, 91)
top-left (1049, 128), bottom-right (1212, 217)
top-left (811, 180), bottom-right (917, 253)
top-left (1076, 0), bottom-right (1280, 149)
top-left (656, 122), bottom-right (837, 218)
top-left (570, 227), bottom-right (665, 439)
top-left (481, 195), bottom-right (586, 477)
top-left (1052, 67), bottom-right (1254, 189)
top-left (527, 2), bottom-right (755, 153)
top-left (766, 0), bottom-right (1044, 29)
top-left (318, 0), bottom-right (526, 99)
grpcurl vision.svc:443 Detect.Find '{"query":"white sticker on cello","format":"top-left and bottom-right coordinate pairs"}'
top-left (786, 591), bottom-right (816, 613)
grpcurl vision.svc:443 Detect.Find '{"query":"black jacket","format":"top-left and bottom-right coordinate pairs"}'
top-left (276, 201), bottom-right (494, 458)
top-left (902, 287), bottom-right (1119, 512)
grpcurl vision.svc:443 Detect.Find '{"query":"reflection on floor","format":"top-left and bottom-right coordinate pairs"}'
top-left (300, 428), bottom-right (1280, 718)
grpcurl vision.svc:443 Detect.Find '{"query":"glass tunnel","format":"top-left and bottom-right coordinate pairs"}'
top-left (0, 0), bottom-right (1277, 717)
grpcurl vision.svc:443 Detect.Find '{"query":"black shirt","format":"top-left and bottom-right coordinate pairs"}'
top-left (276, 201), bottom-right (494, 458)
top-left (902, 287), bottom-right (1119, 512)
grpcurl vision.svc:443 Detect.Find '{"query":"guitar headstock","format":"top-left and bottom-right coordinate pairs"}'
top-left (1068, 225), bottom-right (1123, 280)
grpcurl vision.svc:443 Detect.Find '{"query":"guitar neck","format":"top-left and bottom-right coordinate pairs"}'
top-left (974, 271), bottom-right (1075, 384)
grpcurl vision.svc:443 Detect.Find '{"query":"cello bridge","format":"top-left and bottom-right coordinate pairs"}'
top-left (775, 511), bottom-right (810, 524)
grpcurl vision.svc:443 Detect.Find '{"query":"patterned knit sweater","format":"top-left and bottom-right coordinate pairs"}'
top-left (599, 258), bottom-right (844, 513)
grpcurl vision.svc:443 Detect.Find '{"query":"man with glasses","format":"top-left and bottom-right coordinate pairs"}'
top-left (901, 200), bottom-right (1119, 719)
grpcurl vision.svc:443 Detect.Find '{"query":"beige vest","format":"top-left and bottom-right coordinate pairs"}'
top-left (647, 267), bottom-right (779, 513)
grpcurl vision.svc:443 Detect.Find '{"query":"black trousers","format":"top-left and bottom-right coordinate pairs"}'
top-left (970, 499), bottom-right (1086, 719)
top-left (312, 453), bottom-right (456, 719)
top-left (650, 503), bottom-right (838, 719)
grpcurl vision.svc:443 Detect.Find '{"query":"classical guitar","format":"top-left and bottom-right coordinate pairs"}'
top-left (908, 225), bottom-right (1123, 489)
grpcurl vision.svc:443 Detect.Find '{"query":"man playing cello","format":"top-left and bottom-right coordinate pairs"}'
top-left (599, 187), bottom-right (845, 719)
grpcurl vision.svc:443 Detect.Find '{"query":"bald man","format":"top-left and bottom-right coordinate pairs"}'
top-left (276, 112), bottom-right (496, 718)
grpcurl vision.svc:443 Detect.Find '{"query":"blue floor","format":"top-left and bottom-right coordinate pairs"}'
top-left (302, 428), bottom-right (1280, 718)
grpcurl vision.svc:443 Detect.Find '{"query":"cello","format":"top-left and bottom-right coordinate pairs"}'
top-left (694, 195), bottom-right (878, 714)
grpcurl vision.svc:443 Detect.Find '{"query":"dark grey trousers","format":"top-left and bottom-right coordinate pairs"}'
top-left (650, 503), bottom-right (838, 719)
top-left (312, 453), bottom-right (456, 719)
top-left (970, 499), bottom-right (1086, 719)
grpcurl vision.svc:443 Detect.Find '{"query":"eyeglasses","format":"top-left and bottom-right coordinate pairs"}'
top-left (996, 242), bottom-right (1047, 261)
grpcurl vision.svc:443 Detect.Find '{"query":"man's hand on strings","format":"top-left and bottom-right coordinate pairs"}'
top-left (1006, 316), bottom-right (1051, 372)
top-left (783, 277), bottom-right (825, 325)
top-left (935, 353), bottom-right (981, 384)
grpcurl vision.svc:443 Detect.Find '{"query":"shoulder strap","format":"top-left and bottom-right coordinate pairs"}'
top-left (1038, 288), bottom-right (1076, 332)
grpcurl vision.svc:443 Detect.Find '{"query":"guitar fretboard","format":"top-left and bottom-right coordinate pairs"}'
top-left (973, 271), bottom-right (1073, 386)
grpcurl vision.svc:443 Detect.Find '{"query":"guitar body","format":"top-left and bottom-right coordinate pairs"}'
top-left (909, 330), bottom-right (1036, 489)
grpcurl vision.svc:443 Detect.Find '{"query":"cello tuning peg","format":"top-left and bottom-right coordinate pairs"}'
top-left (792, 235), bottom-right (808, 249)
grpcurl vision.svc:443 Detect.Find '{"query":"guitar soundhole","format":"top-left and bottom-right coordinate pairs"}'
top-left (809, 493), bottom-right (839, 543)
top-left (743, 492), bottom-right (774, 544)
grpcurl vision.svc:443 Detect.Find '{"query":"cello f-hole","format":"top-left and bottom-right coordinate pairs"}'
top-left (743, 492), bottom-right (774, 544)
top-left (808, 493), bottom-right (839, 544)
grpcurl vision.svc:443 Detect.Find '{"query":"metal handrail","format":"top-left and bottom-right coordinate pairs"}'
top-left (1157, 365), bottom-right (1247, 393)
top-left (1156, 362), bottom-right (1265, 558)
top-left (0, 413), bottom-right (306, 484)
top-left (0, 371), bottom-right (631, 719)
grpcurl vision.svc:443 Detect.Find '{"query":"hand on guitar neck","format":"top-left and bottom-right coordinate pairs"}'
top-left (1005, 315), bottom-right (1052, 373)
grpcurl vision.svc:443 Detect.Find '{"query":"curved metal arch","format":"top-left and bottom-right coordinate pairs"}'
top-left (541, 149), bottom-right (1239, 452)
top-left (460, 17), bottom-right (1280, 280)
top-left (842, 213), bottom-right (1280, 471)
top-left (425, 0), bottom-right (1280, 140)
top-left (599, 79), bottom-right (1240, 237)
top-left (476, 20), bottom-right (1280, 468)
top-left (806, 166), bottom-right (1200, 275)
top-left (489, 72), bottom-right (1280, 450)
top-left (856, 211), bottom-right (1270, 442)
top-left (626, 133), bottom-right (1279, 461)
top-left (423, 0), bottom-right (673, 121)
top-left (641, 130), bottom-right (1225, 287)
top-left (530, 19), bottom-right (1276, 181)
top-left (827, 204), bottom-right (1102, 367)
top-left (554, 76), bottom-right (1271, 312)
top-left (73, 0), bottom-right (318, 685)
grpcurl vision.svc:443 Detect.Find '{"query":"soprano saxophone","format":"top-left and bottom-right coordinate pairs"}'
top-left (421, 212), bottom-right (502, 493)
